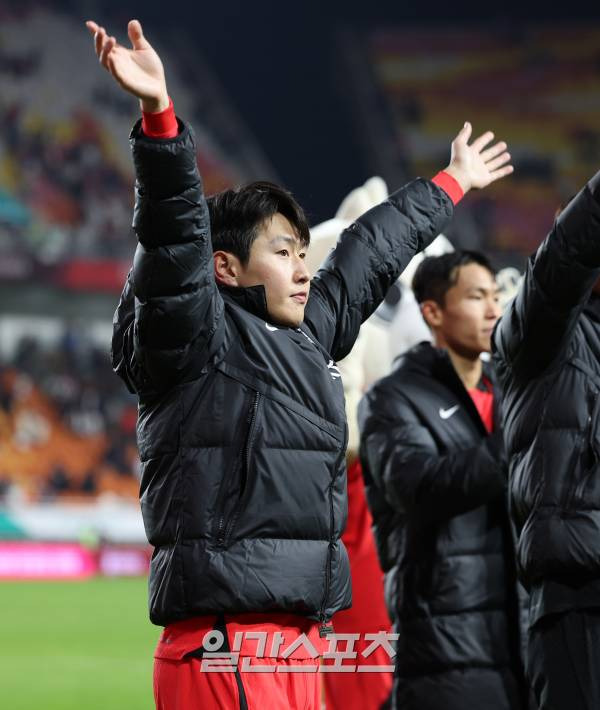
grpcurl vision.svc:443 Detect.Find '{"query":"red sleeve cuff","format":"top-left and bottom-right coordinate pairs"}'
top-left (142, 98), bottom-right (178, 139)
top-left (431, 171), bottom-right (464, 206)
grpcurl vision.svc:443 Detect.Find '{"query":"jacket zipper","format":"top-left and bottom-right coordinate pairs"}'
top-left (318, 415), bottom-right (347, 637)
top-left (217, 391), bottom-right (261, 548)
top-left (215, 456), bottom-right (242, 547)
top-left (318, 480), bottom-right (335, 637)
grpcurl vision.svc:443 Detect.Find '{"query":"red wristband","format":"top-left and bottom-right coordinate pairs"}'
top-left (431, 171), bottom-right (464, 206)
top-left (142, 98), bottom-right (178, 139)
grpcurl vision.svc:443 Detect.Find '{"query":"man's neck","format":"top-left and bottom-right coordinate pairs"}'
top-left (435, 340), bottom-right (482, 389)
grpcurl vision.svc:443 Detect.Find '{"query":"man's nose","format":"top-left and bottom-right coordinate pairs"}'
top-left (487, 299), bottom-right (502, 319)
top-left (295, 257), bottom-right (311, 283)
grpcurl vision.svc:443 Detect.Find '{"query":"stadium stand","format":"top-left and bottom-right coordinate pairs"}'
top-left (340, 24), bottom-right (600, 265)
top-left (0, 328), bottom-right (139, 503)
top-left (0, 3), bottom-right (275, 290)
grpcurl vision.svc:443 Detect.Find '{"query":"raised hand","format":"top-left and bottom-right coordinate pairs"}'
top-left (85, 19), bottom-right (169, 113)
top-left (444, 122), bottom-right (513, 194)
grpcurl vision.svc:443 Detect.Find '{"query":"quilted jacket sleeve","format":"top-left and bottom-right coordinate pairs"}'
top-left (111, 119), bottom-right (224, 393)
top-left (303, 179), bottom-right (453, 362)
top-left (493, 170), bottom-right (600, 376)
top-left (358, 382), bottom-right (507, 525)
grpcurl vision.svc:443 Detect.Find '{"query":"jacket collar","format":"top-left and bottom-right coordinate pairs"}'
top-left (401, 341), bottom-right (495, 386)
top-left (219, 284), bottom-right (271, 322)
top-left (402, 342), bottom-right (494, 436)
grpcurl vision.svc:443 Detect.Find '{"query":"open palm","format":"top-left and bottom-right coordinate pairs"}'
top-left (85, 20), bottom-right (168, 112)
top-left (446, 122), bottom-right (513, 193)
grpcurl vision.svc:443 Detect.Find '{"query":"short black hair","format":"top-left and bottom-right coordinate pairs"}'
top-left (412, 250), bottom-right (496, 305)
top-left (207, 181), bottom-right (310, 265)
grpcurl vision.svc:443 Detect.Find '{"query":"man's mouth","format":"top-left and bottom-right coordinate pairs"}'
top-left (291, 293), bottom-right (307, 304)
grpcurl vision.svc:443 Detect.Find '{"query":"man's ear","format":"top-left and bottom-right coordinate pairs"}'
top-left (213, 250), bottom-right (242, 286)
top-left (420, 300), bottom-right (443, 330)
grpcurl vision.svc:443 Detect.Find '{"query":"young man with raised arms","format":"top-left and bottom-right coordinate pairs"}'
top-left (86, 18), bottom-right (512, 709)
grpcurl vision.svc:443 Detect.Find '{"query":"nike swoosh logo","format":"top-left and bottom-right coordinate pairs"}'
top-left (439, 405), bottom-right (459, 419)
top-left (265, 323), bottom-right (279, 332)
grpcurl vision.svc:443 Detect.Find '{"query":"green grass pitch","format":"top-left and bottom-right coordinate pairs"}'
top-left (0, 577), bottom-right (159, 709)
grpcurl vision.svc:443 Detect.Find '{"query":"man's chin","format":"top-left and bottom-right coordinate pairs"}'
top-left (480, 336), bottom-right (493, 353)
top-left (269, 308), bottom-right (304, 329)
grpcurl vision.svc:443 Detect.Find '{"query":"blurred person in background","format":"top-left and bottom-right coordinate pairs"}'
top-left (493, 174), bottom-right (600, 709)
top-left (359, 251), bottom-right (531, 710)
top-left (307, 177), bottom-right (394, 709)
top-left (87, 18), bottom-right (513, 710)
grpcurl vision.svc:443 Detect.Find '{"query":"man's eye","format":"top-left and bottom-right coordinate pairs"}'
top-left (278, 249), bottom-right (289, 257)
top-left (299, 253), bottom-right (306, 259)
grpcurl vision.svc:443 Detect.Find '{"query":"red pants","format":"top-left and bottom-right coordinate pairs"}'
top-left (154, 655), bottom-right (321, 709)
top-left (153, 613), bottom-right (324, 709)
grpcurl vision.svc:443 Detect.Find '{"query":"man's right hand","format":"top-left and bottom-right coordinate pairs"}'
top-left (444, 122), bottom-right (513, 195)
top-left (85, 19), bottom-right (169, 114)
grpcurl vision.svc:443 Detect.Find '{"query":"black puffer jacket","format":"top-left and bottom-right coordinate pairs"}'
top-left (358, 343), bottom-right (529, 710)
top-left (493, 171), bottom-right (600, 626)
top-left (111, 120), bottom-right (453, 627)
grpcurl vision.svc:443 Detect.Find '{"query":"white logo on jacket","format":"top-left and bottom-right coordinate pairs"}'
top-left (439, 405), bottom-right (459, 419)
top-left (264, 324), bottom-right (339, 381)
top-left (296, 328), bottom-right (316, 346)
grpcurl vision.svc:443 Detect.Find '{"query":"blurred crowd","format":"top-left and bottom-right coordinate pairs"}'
top-left (0, 329), bottom-right (139, 504)
top-left (0, 100), bottom-right (133, 265)
top-left (0, 4), bottom-right (255, 279)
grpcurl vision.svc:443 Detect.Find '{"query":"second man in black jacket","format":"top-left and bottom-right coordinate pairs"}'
top-left (359, 251), bottom-right (530, 710)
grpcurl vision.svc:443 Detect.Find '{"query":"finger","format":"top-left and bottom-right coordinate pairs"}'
top-left (454, 121), bottom-right (472, 145)
top-left (471, 131), bottom-right (495, 152)
top-left (96, 32), bottom-right (112, 65)
top-left (99, 36), bottom-right (117, 69)
top-left (85, 20), bottom-right (99, 36)
top-left (486, 152), bottom-right (511, 173)
top-left (127, 19), bottom-right (150, 50)
top-left (488, 165), bottom-right (514, 183)
top-left (480, 141), bottom-right (507, 163)
top-left (94, 26), bottom-right (106, 57)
